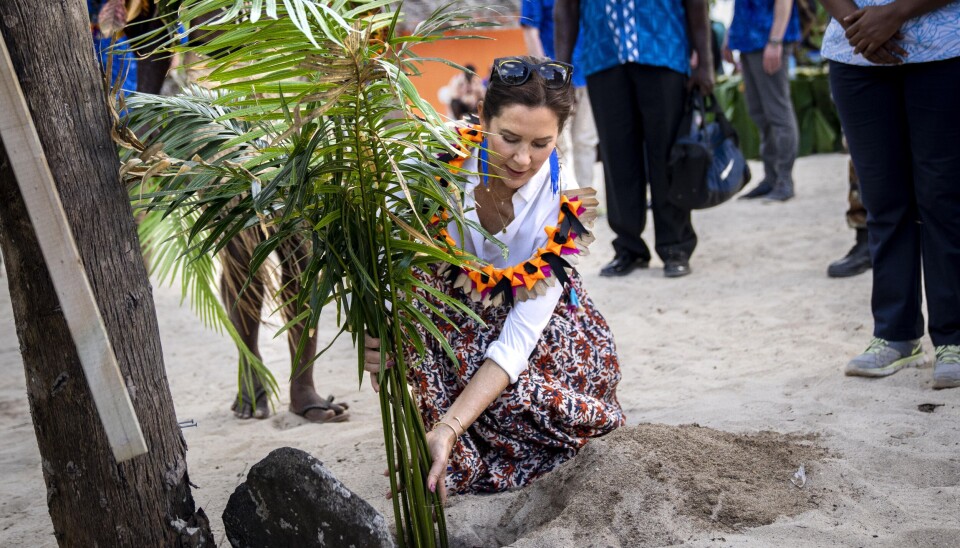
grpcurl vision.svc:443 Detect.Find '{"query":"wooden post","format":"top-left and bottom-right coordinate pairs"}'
top-left (0, 34), bottom-right (147, 462)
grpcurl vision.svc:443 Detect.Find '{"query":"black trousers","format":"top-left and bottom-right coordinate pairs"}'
top-left (830, 58), bottom-right (960, 346)
top-left (587, 63), bottom-right (696, 262)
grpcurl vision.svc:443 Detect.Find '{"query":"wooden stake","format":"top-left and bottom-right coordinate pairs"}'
top-left (0, 35), bottom-right (147, 462)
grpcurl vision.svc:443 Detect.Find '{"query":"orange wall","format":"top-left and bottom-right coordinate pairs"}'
top-left (408, 28), bottom-right (527, 116)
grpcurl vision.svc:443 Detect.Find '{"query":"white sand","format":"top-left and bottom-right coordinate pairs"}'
top-left (2, 153), bottom-right (959, 547)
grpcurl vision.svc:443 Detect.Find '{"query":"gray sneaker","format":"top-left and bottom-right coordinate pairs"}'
top-left (845, 338), bottom-right (927, 377)
top-left (762, 187), bottom-right (795, 202)
top-left (933, 345), bottom-right (960, 389)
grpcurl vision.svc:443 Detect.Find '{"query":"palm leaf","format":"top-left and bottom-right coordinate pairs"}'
top-left (136, 206), bottom-right (280, 402)
top-left (117, 2), bottom-right (510, 545)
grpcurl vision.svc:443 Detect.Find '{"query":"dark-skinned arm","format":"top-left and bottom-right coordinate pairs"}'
top-left (818, 0), bottom-right (864, 26)
top-left (845, 0), bottom-right (955, 57)
top-left (684, 0), bottom-right (715, 95)
top-left (819, 0), bottom-right (907, 64)
top-left (554, 0), bottom-right (580, 64)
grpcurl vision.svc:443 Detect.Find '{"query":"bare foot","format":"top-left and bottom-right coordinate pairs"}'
top-left (289, 383), bottom-right (349, 423)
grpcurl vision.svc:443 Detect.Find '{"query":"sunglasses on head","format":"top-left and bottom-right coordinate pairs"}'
top-left (492, 57), bottom-right (573, 89)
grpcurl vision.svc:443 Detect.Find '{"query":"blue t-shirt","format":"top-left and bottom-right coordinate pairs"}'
top-left (576, 0), bottom-right (691, 78)
top-left (728, 0), bottom-right (801, 53)
top-left (520, 0), bottom-right (587, 87)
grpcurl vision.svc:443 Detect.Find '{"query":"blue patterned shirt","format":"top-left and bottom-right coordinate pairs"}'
top-left (822, 0), bottom-right (960, 65)
top-left (87, 0), bottom-right (138, 95)
top-left (576, 0), bottom-right (691, 77)
top-left (521, 0), bottom-right (588, 87)
top-left (728, 0), bottom-right (801, 53)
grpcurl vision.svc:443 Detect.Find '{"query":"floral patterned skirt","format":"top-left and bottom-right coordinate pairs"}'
top-left (406, 268), bottom-right (625, 494)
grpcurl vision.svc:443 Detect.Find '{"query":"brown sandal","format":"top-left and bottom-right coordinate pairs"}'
top-left (290, 395), bottom-right (350, 423)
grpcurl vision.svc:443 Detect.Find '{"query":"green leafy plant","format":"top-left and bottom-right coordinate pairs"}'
top-left (115, 1), bottom-right (501, 545)
top-left (715, 66), bottom-right (842, 159)
top-left (123, 87), bottom-right (281, 402)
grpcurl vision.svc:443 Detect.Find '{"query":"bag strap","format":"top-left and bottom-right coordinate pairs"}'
top-left (678, 90), bottom-right (710, 138)
top-left (677, 92), bottom-right (701, 136)
top-left (702, 92), bottom-right (739, 143)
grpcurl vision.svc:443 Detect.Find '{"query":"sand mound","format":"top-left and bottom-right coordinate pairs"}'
top-left (450, 424), bottom-right (828, 547)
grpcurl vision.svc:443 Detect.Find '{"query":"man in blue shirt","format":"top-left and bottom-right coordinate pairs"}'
top-left (725, 0), bottom-right (801, 201)
top-left (521, 0), bottom-right (599, 192)
top-left (555, 0), bottom-right (715, 278)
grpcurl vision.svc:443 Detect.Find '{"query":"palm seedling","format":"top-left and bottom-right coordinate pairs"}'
top-left (114, 1), bottom-right (500, 545)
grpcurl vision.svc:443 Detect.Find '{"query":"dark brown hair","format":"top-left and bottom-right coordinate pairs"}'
top-left (480, 55), bottom-right (575, 132)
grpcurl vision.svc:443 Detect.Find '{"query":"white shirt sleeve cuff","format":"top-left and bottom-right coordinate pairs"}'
top-left (485, 341), bottom-right (528, 384)
top-left (483, 282), bottom-right (565, 384)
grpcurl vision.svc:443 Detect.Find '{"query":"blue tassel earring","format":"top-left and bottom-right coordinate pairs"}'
top-left (567, 287), bottom-right (581, 313)
top-left (549, 148), bottom-right (560, 195)
top-left (479, 138), bottom-right (490, 188)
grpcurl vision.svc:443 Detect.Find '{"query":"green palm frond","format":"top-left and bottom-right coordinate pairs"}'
top-left (125, 85), bottom-right (262, 156)
top-left (136, 206), bottom-right (280, 403)
top-left (119, 2), bottom-right (507, 545)
top-left (122, 85), bottom-right (287, 405)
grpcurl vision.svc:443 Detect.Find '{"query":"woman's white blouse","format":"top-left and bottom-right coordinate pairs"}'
top-left (446, 152), bottom-right (578, 383)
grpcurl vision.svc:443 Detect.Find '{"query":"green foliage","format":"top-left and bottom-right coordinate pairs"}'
top-left (125, 86), bottom-right (280, 407)
top-left (714, 66), bottom-right (842, 159)
top-left (117, 1), bottom-right (502, 545)
top-left (135, 201), bottom-right (280, 403)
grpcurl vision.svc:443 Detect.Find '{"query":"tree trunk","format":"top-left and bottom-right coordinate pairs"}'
top-left (0, 2), bottom-right (214, 546)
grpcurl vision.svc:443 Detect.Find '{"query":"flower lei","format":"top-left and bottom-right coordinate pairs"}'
top-left (430, 124), bottom-right (598, 308)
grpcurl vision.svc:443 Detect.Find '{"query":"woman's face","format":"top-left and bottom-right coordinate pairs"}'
top-left (483, 104), bottom-right (560, 192)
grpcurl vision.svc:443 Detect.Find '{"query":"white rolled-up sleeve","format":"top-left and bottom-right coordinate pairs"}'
top-left (484, 281), bottom-right (564, 383)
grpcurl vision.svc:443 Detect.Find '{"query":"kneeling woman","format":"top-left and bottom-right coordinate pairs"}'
top-left (366, 56), bottom-right (625, 497)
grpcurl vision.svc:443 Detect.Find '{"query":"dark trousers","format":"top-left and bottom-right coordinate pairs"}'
top-left (830, 58), bottom-right (960, 346)
top-left (845, 159), bottom-right (866, 229)
top-left (587, 63), bottom-right (696, 262)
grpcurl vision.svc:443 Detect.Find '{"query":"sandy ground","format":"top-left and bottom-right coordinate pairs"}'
top-left (2, 153), bottom-right (960, 547)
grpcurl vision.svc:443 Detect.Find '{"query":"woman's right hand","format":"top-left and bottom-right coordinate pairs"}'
top-left (364, 334), bottom-right (395, 392)
top-left (425, 424), bottom-right (457, 504)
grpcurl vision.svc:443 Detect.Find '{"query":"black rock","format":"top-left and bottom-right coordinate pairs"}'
top-left (223, 447), bottom-right (395, 548)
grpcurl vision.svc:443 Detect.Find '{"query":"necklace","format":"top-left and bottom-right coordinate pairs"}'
top-left (430, 124), bottom-right (598, 307)
top-left (476, 135), bottom-right (511, 234)
top-left (475, 183), bottom-right (512, 235)
top-left (434, 124), bottom-right (510, 233)
top-left (433, 190), bottom-right (597, 307)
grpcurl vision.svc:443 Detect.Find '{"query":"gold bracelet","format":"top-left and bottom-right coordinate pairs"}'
top-left (450, 415), bottom-right (466, 433)
top-left (433, 421), bottom-right (459, 438)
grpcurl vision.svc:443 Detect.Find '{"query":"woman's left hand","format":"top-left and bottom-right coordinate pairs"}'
top-left (363, 334), bottom-right (394, 392)
top-left (844, 5), bottom-right (905, 58)
top-left (425, 424), bottom-right (457, 504)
